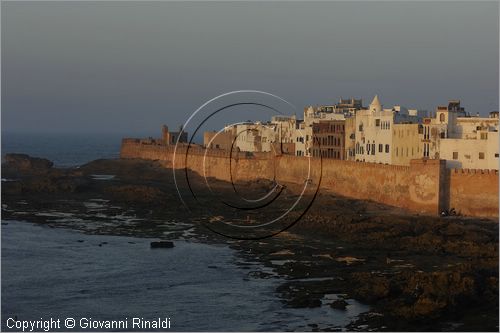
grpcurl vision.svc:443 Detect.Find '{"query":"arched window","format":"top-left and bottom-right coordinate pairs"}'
top-left (439, 113), bottom-right (445, 122)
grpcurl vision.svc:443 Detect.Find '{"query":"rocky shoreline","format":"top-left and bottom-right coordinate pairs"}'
top-left (2, 154), bottom-right (498, 331)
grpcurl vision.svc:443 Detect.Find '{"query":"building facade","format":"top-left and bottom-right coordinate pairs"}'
top-left (203, 127), bottom-right (236, 151)
top-left (311, 120), bottom-right (345, 159)
top-left (162, 125), bottom-right (188, 145)
top-left (391, 123), bottom-right (423, 166)
top-left (201, 96), bottom-right (498, 170)
top-left (344, 117), bottom-right (356, 160)
top-left (354, 95), bottom-right (422, 165)
top-left (423, 101), bottom-right (499, 169)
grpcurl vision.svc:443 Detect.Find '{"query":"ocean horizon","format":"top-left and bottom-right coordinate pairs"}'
top-left (1, 131), bottom-right (205, 168)
top-left (1, 132), bottom-right (131, 167)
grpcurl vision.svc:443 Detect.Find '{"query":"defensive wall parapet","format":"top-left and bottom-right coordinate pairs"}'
top-left (120, 139), bottom-right (498, 218)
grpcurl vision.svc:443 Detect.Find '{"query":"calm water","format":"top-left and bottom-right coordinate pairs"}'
top-left (1, 221), bottom-right (368, 331)
top-left (1, 132), bottom-right (124, 167)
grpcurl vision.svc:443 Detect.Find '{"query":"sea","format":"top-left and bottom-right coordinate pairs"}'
top-left (1, 132), bottom-right (124, 167)
top-left (1, 132), bottom-right (368, 331)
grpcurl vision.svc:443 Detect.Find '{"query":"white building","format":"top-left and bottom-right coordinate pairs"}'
top-left (423, 101), bottom-right (499, 169)
top-left (270, 115), bottom-right (297, 144)
top-left (230, 116), bottom-right (298, 153)
top-left (232, 122), bottom-right (277, 152)
top-left (354, 95), bottom-right (422, 164)
top-left (292, 120), bottom-right (309, 157)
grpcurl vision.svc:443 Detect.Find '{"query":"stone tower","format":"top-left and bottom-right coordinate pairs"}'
top-left (162, 125), bottom-right (170, 143)
top-left (369, 95), bottom-right (382, 112)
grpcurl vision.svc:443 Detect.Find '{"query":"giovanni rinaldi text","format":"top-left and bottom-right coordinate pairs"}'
top-left (5, 317), bottom-right (172, 331)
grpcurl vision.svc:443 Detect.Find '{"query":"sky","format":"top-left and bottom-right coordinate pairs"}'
top-left (2, 1), bottom-right (499, 136)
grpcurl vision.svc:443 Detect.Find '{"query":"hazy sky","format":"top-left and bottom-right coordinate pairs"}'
top-left (2, 1), bottom-right (499, 135)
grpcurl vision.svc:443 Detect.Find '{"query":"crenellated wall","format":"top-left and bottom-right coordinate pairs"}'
top-left (448, 169), bottom-right (499, 217)
top-left (120, 139), bottom-right (498, 218)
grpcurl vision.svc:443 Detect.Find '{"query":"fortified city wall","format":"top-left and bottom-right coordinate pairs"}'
top-left (121, 139), bottom-right (498, 218)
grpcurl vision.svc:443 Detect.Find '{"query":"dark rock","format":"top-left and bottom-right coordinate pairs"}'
top-left (247, 270), bottom-right (275, 279)
top-left (288, 297), bottom-right (322, 308)
top-left (330, 299), bottom-right (348, 310)
top-left (4, 154), bottom-right (53, 172)
top-left (105, 185), bottom-right (166, 203)
top-left (351, 272), bottom-right (390, 302)
top-left (150, 241), bottom-right (174, 249)
top-left (2, 174), bottom-right (88, 194)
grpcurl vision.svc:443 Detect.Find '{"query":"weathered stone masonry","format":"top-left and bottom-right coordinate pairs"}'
top-left (121, 139), bottom-right (498, 218)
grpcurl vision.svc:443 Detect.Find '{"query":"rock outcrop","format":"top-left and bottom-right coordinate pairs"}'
top-left (3, 153), bottom-right (53, 173)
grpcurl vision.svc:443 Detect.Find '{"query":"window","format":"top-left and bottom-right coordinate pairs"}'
top-left (385, 144), bottom-right (389, 153)
top-left (439, 113), bottom-right (445, 122)
top-left (452, 152), bottom-right (458, 160)
top-left (359, 124), bottom-right (363, 132)
top-left (495, 153), bottom-right (499, 158)
top-left (479, 152), bottom-right (485, 160)
top-left (375, 119), bottom-right (380, 127)
top-left (396, 147), bottom-right (398, 156)
top-left (481, 133), bottom-right (488, 140)
top-left (371, 144), bottom-right (375, 155)
top-left (378, 144), bottom-right (383, 152)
